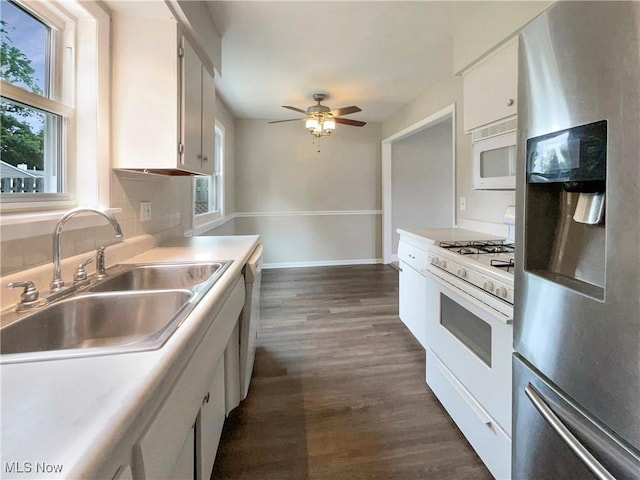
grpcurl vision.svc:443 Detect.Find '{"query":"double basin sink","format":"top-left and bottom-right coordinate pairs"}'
top-left (0, 261), bottom-right (232, 364)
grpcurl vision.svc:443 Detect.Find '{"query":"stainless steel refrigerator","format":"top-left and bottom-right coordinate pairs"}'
top-left (514, 2), bottom-right (640, 479)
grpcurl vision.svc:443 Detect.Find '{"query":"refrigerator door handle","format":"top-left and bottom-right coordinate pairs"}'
top-left (525, 384), bottom-right (616, 480)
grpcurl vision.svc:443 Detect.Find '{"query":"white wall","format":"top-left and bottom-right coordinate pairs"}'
top-left (452, 1), bottom-right (552, 73)
top-left (383, 70), bottom-right (515, 232)
top-left (391, 119), bottom-right (454, 253)
top-left (234, 119), bottom-right (382, 266)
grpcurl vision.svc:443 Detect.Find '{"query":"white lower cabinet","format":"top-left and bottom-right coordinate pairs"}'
top-left (223, 322), bottom-right (241, 415)
top-left (134, 277), bottom-right (245, 480)
top-left (170, 424), bottom-right (195, 480)
top-left (199, 358), bottom-right (226, 479)
top-left (398, 240), bottom-right (429, 348)
top-left (426, 348), bottom-right (511, 479)
top-left (398, 262), bottom-right (427, 347)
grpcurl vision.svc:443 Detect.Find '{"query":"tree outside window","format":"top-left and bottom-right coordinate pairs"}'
top-left (1, 0), bottom-right (63, 195)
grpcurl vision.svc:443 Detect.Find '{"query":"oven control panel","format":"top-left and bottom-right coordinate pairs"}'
top-left (428, 253), bottom-right (514, 305)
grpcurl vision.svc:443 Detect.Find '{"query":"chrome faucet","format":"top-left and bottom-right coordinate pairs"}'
top-left (51, 208), bottom-right (123, 291)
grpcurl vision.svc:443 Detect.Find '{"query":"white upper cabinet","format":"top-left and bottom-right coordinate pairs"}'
top-left (111, 15), bottom-right (214, 175)
top-left (182, 38), bottom-right (215, 175)
top-left (463, 39), bottom-right (518, 133)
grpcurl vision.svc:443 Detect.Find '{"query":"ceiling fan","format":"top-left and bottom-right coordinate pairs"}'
top-left (268, 93), bottom-right (366, 136)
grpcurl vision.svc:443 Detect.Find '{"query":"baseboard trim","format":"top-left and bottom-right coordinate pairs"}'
top-left (263, 258), bottom-right (384, 269)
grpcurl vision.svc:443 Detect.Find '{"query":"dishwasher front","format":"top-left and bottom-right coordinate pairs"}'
top-left (239, 243), bottom-right (263, 400)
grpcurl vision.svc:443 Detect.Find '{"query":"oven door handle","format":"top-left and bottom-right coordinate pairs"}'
top-left (422, 268), bottom-right (511, 324)
top-left (525, 384), bottom-right (616, 480)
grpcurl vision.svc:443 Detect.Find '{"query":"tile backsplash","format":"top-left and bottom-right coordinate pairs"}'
top-left (1, 170), bottom-right (191, 276)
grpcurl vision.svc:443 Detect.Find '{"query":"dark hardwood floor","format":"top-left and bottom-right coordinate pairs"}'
top-left (212, 265), bottom-right (492, 480)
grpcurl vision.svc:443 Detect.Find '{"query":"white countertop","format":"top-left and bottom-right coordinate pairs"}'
top-left (397, 227), bottom-right (505, 245)
top-left (0, 235), bottom-right (259, 479)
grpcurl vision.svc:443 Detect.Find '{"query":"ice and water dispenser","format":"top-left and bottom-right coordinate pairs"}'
top-left (523, 120), bottom-right (607, 299)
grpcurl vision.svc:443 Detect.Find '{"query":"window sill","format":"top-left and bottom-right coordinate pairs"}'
top-left (1, 208), bottom-right (122, 241)
top-left (187, 213), bottom-right (233, 237)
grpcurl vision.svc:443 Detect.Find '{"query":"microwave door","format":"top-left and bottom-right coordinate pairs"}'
top-left (473, 131), bottom-right (517, 190)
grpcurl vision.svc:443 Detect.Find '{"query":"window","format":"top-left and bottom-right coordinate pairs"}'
top-left (193, 122), bottom-right (224, 229)
top-left (0, 0), bottom-right (72, 200)
top-left (0, 0), bottom-right (111, 221)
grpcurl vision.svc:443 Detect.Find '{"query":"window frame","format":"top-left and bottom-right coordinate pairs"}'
top-left (0, 0), bottom-right (74, 206)
top-left (192, 120), bottom-right (224, 233)
top-left (0, 0), bottom-right (112, 228)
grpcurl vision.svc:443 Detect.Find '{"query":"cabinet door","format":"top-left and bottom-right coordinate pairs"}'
top-left (200, 67), bottom-right (215, 174)
top-left (463, 40), bottom-right (518, 132)
top-left (170, 424), bottom-right (195, 480)
top-left (224, 321), bottom-right (241, 415)
top-left (111, 16), bottom-right (180, 171)
top-left (398, 262), bottom-right (428, 348)
top-left (182, 38), bottom-right (206, 174)
top-left (199, 358), bottom-right (226, 480)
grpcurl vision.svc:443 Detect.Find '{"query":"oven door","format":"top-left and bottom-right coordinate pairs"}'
top-left (424, 268), bottom-right (513, 433)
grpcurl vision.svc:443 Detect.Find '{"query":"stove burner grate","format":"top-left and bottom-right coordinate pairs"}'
top-left (439, 240), bottom-right (515, 255)
top-left (491, 258), bottom-right (515, 272)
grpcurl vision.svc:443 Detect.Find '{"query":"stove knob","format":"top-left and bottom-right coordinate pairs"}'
top-left (495, 286), bottom-right (507, 298)
top-left (439, 260), bottom-right (447, 269)
top-left (457, 268), bottom-right (467, 278)
top-left (483, 280), bottom-right (494, 292)
top-left (431, 256), bottom-right (439, 266)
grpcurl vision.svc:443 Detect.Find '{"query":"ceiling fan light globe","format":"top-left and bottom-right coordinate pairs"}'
top-left (306, 118), bottom-right (319, 131)
top-left (322, 118), bottom-right (336, 132)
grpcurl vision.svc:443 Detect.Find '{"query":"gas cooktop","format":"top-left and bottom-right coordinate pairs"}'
top-left (438, 240), bottom-right (515, 274)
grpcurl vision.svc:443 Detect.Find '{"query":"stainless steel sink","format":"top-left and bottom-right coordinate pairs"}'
top-left (1, 260), bottom-right (233, 364)
top-left (89, 262), bottom-right (231, 292)
top-left (0, 290), bottom-right (194, 363)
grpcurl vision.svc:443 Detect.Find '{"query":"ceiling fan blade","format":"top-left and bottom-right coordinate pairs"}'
top-left (282, 105), bottom-right (307, 114)
top-left (329, 106), bottom-right (361, 116)
top-left (335, 117), bottom-right (366, 127)
top-left (268, 118), bottom-right (304, 123)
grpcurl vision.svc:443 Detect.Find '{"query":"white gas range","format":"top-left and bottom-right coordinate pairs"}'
top-left (426, 239), bottom-right (515, 319)
top-left (401, 215), bottom-right (516, 479)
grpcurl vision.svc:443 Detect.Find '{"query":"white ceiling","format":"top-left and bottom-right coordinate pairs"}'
top-left (206, 1), bottom-right (466, 124)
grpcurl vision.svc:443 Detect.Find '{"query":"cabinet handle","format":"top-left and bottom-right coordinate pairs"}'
top-left (506, 98), bottom-right (514, 106)
top-left (203, 392), bottom-right (210, 405)
top-left (202, 156), bottom-right (208, 162)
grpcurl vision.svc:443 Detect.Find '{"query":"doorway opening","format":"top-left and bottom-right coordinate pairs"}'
top-left (381, 104), bottom-right (456, 264)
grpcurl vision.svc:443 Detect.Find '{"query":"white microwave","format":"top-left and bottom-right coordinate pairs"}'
top-left (473, 130), bottom-right (517, 190)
